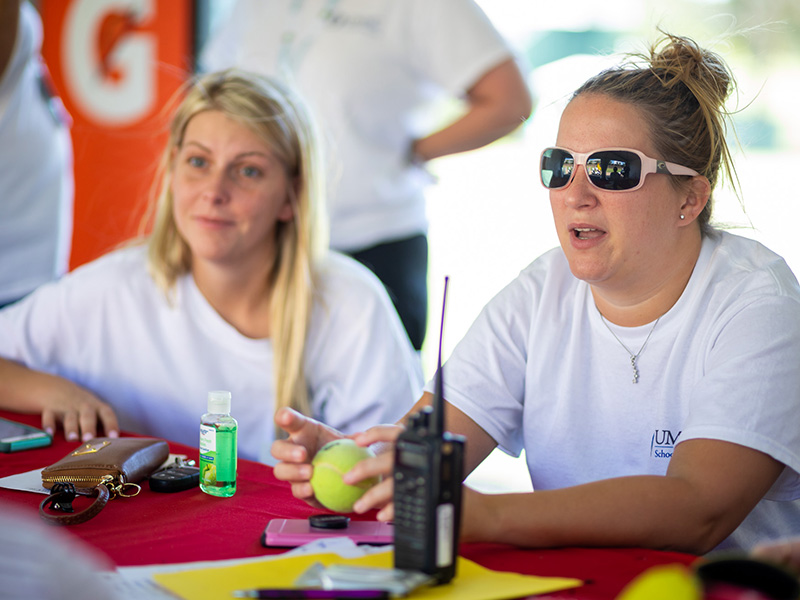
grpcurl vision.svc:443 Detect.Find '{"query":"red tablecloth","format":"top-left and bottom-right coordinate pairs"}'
top-left (0, 411), bottom-right (697, 599)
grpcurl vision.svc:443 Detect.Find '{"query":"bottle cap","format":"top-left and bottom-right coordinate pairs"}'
top-left (207, 390), bottom-right (231, 414)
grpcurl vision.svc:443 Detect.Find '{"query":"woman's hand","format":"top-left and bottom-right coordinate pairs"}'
top-left (347, 424), bottom-right (405, 520)
top-left (752, 537), bottom-right (800, 574)
top-left (40, 379), bottom-right (120, 442)
top-left (271, 407), bottom-right (347, 505)
top-left (0, 358), bottom-right (119, 441)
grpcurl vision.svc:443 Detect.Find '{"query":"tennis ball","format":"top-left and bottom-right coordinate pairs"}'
top-left (616, 564), bottom-right (701, 600)
top-left (310, 439), bottom-right (378, 513)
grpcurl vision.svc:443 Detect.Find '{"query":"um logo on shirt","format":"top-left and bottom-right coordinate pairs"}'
top-left (651, 429), bottom-right (681, 458)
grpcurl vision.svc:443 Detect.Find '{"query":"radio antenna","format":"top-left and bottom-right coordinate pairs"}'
top-left (432, 276), bottom-right (449, 436)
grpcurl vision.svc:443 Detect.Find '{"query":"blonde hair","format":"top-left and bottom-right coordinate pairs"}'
top-left (572, 33), bottom-right (739, 233)
top-left (144, 69), bottom-right (328, 422)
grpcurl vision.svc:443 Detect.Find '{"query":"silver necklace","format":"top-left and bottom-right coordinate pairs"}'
top-left (599, 314), bottom-right (661, 384)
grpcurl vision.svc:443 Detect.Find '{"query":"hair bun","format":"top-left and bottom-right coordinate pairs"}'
top-left (649, 33), bottom-right (733, 109)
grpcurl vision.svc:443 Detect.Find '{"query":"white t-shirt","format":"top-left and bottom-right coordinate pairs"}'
top-left (0, 246), bottom-right (423, 464)
top-left (201, 0), bottom-right (513, 251)
top-left (0, 2), bottom-right (73, 304)
top-left (432, 231), bottom-right (800, 551)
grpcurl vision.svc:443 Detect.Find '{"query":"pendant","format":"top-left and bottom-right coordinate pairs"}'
top-left (630, 355), bottom-right (639, 384)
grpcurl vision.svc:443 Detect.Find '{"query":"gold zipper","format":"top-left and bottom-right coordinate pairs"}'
top-left (42, 474), bottom-right (141, 498)
top-left (43, 474), bottom-right (113, 486)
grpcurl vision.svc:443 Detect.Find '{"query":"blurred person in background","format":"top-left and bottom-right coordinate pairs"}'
top-left (0, 0), bottom-right (73, 308)
top-left (200, 0), bottom-right (533, 350)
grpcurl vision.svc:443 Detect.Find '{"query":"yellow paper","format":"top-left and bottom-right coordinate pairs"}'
top-left (153, 551), bottom-right (582, 600)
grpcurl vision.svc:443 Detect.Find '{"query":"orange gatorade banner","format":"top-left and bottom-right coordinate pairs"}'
top-left (41, 0), bottom-right (194, 269)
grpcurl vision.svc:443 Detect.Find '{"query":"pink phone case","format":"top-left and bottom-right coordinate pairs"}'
top-left (262, 518), bottom-right (394, 547)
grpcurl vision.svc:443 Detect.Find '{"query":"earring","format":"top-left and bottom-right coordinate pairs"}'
top-left (680, 214), bottom-right (685, 220)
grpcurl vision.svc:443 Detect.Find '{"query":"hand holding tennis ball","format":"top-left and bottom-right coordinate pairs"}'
top-left (310, 439), bottom-right (379, 513)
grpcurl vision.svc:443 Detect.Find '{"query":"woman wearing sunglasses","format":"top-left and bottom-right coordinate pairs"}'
top-left (271, 33), bottom-right (800, 553)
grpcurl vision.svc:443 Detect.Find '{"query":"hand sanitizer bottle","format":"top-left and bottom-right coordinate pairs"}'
top-left (199, 390), bottom-right (238, 497)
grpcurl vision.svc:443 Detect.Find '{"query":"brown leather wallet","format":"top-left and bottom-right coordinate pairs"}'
top-left (39, 437), bottom-right (169, 525)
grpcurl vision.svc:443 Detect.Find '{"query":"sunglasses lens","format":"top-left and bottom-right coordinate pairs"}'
top-left (541, 149), bottom-right (645, 191)
top-left (541, 148), bottom-right (574, 189)
top-left (588, 150), bottom-right (642, 190)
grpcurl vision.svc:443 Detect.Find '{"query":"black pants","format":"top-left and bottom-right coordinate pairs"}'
top-left (348, 234), bottom-right (428, 350)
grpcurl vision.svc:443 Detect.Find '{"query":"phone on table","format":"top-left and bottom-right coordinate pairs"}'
top-left (0, 417), bottom-right (52, 452)
top-left (262, 516), bottom-right (394, 547)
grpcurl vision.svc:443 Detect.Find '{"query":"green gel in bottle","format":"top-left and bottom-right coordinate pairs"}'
top-left (199, 390), bottom-right (238, 497)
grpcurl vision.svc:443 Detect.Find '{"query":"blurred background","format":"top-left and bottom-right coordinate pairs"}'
top-left (39, 0), bottom-right (800, 492)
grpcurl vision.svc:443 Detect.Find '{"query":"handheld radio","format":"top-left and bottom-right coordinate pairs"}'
top-left (393, 277), bottom-right (465, 584)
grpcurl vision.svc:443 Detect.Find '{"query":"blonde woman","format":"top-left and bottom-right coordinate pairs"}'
top-left (0, 69), bottom-right (422, 463)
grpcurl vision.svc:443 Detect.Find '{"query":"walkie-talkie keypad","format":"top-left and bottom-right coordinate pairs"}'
top-left (394, 469), bottom-right (430, 545)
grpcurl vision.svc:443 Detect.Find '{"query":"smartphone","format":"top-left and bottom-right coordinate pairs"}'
top-left (0, 417), bottom-right (52, 452)
top-left (262, 518), bottom-right (394, 548)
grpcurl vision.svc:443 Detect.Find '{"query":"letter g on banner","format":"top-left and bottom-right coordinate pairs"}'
top-left (62, 0), bottom-right (155, 125)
